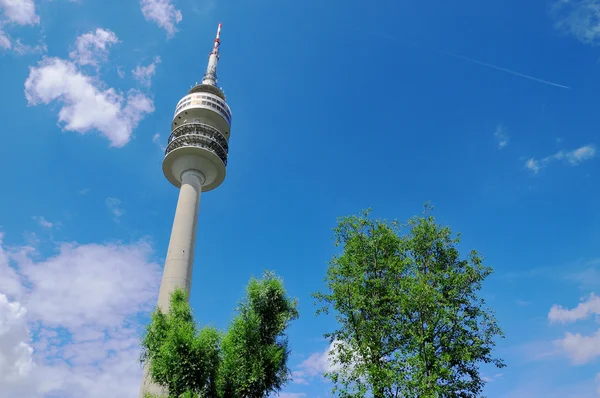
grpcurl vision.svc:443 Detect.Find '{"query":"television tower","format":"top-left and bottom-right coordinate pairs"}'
top-left (139, 23), bottom-right (232, 397)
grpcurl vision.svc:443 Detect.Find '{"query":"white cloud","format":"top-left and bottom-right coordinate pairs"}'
top-left (277, 393), bottom-right (307, 398)
top-left (25, 57), bottom-right (154, 147)
top-left (549, 293), bottom-right (600, 324)
top-left (132, 56), bottom-right (161, 87)
top-left (0, 0), bottom-right (41, 52)
top-left (525, 158), bottom-right (541, 174)
top-left (296, 342), bottom-right (335, 377)
top-left (525, 144), bottom-right (596, 174)
top-left (20, 241), bottom-right (159, 329)
top-left (0, 234), bottom-right (161, 398)
top-left (553, 330), bottom-right (600, 365)
top-left (69, 28), bottom-right (119, 67)
top-left (0, 0), bottom-right (39, 26)
top-left (494, 124), bottom-right (509, 149)
top-left (292, 340), bottom-right (347, 385)
top-left (140, 0), bottom-right (182, 37)
top-left (553, 0), bottom-right (600, 45)
top-left (565, 144), bottom-right (596, 164)
top-left (0, 294), bottom-right (34, 393)
top-left (31, 216), bottom-right (53, 229)
top-left (106, 197), bottom-right (125, 220)
top-left (550, 293), bottom-right (600, 365)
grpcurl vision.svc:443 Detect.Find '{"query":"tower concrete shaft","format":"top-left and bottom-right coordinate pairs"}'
top-left (156, 169), bottom-right (204, 309)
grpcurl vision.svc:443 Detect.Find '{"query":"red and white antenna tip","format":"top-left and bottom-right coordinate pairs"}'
top-left (216, 23), bottom-right (222, 40)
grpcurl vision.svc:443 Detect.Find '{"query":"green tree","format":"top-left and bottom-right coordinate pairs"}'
top-left (140, 288), bottom-right (220, 397)
top-left (313, 206), bottom-right (505, 398)
top-left (140, 271), bottom-right (298, 398)
top-left (218, 272), bottom-right (299, 398)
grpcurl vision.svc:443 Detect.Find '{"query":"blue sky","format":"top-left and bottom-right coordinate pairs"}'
top-left (0, 0), bottom-right (599, 397)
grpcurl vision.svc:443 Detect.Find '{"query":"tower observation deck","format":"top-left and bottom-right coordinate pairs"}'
top-left (139, 23), bottom-right (232, 398)
top-left (163, 22), bottom-right (232, 192)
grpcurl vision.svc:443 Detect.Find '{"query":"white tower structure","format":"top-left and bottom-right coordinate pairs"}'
top-left (139, 23), bottom-right (232, 397)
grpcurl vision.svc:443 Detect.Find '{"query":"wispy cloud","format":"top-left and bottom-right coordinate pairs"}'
top-left (494, 124), bottom-right (509, 149)
top-left (568, 259), bottom-right (600, 289)
top-left (0, 30), bottom-right (10, 49)
top-left (13, 39), bottom-right (47, 56)
top-left (31, 216), bottom-right (53, 229)
top-left (516, 299), bottom-right (532, 306)
top-left (105, 197), bottom-right (125, 221)
top-left (514, 339), bottom-right (561, 363)
top-left (191, 0), bottom-right (216, 16)
top-left (132, 56), bottom-right (161, 87)
top-left (553, 0), bottom-right (600, 46)
top-left (482, 373), bottom-right (504, 383)
top-left (503, 258), bottom-right (600, 288)
top-left (152, 133), bottom-right (166, 152)
top-left (525, 144), bottom-right (596, 174)
top-left (503, 370), bottom-right (599, 398)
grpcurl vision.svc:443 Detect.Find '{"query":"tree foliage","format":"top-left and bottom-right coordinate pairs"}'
top-left (313, 206), bottom-right (505, 398)
top-left (140, 271), bottom-right (298, 398)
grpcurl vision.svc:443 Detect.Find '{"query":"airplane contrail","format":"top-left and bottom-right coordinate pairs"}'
top-left (379, 34), bottom-right (570, 90)
top-left (439, 50), bottom-right (570, 89)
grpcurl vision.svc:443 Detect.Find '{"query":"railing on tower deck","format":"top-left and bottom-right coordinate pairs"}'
top-left (167, 123), bottom-right (228, 153)
top-left (165, 125), bottom-right (228, 166)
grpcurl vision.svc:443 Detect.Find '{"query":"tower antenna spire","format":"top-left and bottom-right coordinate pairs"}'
top-left (202, 23), bottom-right (222, 86)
